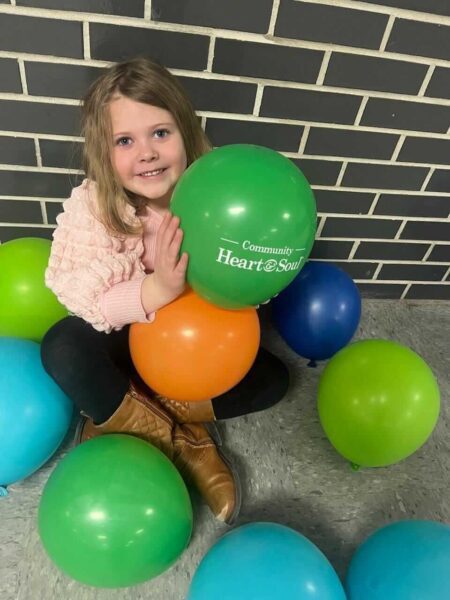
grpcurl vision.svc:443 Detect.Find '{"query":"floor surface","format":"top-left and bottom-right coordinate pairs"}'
top-left (1, 300), bottom-right (449, 599)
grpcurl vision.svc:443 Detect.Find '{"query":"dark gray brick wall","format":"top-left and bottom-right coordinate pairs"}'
top-left (0, 0), bottom-right (448, 298)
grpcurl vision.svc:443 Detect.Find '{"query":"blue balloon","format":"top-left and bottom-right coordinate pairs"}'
top-left (346, 520), bottom-right (450, 600)
top-left (188, 522), bottom-right (346, 600)
top-left (272, 261), bottom-right (361, 362)
top-left (0, 337), bottom-right (73, 489)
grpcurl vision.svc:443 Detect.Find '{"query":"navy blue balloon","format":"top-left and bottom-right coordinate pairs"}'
top-left (271, 261), bottom-right (361, 362)
top-left (346, 520), bottom-right (450, 599)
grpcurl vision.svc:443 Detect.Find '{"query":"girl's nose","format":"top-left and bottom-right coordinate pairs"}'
top-left (139, 142), bottom-right (158, 161)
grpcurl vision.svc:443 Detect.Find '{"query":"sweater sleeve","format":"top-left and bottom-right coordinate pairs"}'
top-left (45, 180), bottom-right (153, 333)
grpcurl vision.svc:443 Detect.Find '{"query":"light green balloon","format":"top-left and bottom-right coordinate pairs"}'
top-left (0, 237), bottom-right (68, 342)
top-left (38, 435), bottom-right (193, 588)
top-left (318, 339), bottom-right (440, 467)
top-left (171, 144), bottom-right (317, 309)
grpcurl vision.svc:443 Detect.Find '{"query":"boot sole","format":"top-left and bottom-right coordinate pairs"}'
top-left (205, 422), bottom-right (242, 526)
top-left (73, 416), bottom-right (86, 446)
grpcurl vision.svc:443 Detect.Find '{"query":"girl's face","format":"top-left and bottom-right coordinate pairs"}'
top-left (110, 95), bottom-right (187, 212)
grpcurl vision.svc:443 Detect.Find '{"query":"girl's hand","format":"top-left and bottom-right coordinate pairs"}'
top-left (141, 213), bottom-right (188, 313)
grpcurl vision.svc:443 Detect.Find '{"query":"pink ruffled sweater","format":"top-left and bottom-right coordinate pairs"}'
top-left (45, 179), bottom-right (165, 333)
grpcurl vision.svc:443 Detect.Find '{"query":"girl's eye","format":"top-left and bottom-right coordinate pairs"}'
top-left (116, 137), bottom-right (132, 146)
top-left (154, 129), bottom-right (170, 139)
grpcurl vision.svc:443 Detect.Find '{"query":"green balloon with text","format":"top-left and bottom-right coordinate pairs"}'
top-left (171, 144), bottom-right (317, 309)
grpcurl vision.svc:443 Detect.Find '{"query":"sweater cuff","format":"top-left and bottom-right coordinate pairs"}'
top-left (101, 279), bottom-right (155, 329)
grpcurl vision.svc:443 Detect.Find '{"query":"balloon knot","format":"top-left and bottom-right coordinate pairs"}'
top-left (0, 486), bottom-right (8, 497)
top-left (350, 463), bottom-right (361, 472)
top-left (307, 359), bottom-right (317, 368)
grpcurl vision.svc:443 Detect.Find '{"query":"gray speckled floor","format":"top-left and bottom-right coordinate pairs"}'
top-left (1, 300), bottom-right (449, 600)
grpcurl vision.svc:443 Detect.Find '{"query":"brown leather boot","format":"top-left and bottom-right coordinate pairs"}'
top-left (75, 384), bottom-right (240, 524)
top-left (156, 395), bottom-right (215, 423)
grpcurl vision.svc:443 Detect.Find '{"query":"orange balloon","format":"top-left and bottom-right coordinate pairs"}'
top-left (129, 289), bottom-right (260, 402)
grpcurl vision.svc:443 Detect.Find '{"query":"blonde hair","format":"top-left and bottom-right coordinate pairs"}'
top-left (81, 57), bottom-right (212, 236)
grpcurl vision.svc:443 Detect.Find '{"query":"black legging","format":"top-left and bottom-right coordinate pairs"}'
top-left (41, 316), bottom-right (290, 424)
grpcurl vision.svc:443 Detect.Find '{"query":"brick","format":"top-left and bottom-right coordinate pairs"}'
top-left (426, 67), bottom-right (450, 101)
top-left (0, 136), bottom-right (36, 166)
top-left (398, 137), bottom-right (450, 166)
top-left (40, 140), bottom-right (83, 170)
top-left (0, 200), bottom-right (42, 223)
top-left (275, 1), bottom-right (388, 49)
top-left (152, 0), bottom-right (273, 34)
top-left (324, 53), bottom-right (427, 95)
top-left (374, 194), bottom-right (450, 218)
top-left (26, 62), bottom-right (103, 100)
top-left (205, 118), bottom-right (303, 153)
top-left (355, 241), bottom-right (428, 261)
top-left (261, 87), bottom-right (361, 125)
top-left (309, 239), bottom-right (353, 260)
top-left (386, 19), bottom-right (450, 62)
top-left (406, 284), bottom-right (450, 300)
top-left (343, 163), bottom-right (427, 191)
top-left (306, 127), bottom-right (398, 160)
top-left (401, 221), bottom-right (450, 242)
top-left (359, 0), bottom-right (450, 17)
top-left (0, 171), bottom-right (77, 198)
top-left (426, 170), bottom-right (450, 193)
top-left (17, 0), bottom-right (144, 16)
top-left (179, 77), bottom-right (256, 114)
top-left (213, 39), bottom-right (323, 84)
top-left (329, 261), bottom-right (378, 279)
top-left (378, 263), bottom-right (447, 281)
top-left (357, 282), bottom-right (406, 298)
top-left (0, 14), bottom-right (82, 58)
top-left (0, 227), bottom-right (53, 243)
top-left (0, 100), bottom-right (79, 136)
top-left (292, 159), bottom-right (342, 186)
top-left (428, 244), bottom-right (450, 262)
top-left (321, 216), bottom-right (401, 239)
top-left (46, 202), bottom-right (64, 224)
top-left (314, 190), bottom-right (375, 214)
top-left (361, 98), bottom-right (450, 134)
top-left (0, 58), bottom-right (21, 93)
top-left (90, 23), bottom-right (209, 70)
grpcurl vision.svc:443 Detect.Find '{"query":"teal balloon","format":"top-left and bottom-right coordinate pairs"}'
top-left (0, 337), bottom-right (73, 488)
top-left (171, 144), bottom-right (317, 309)
top-left (346, 520), bottom-right (450, 599)
top-left (188, 522), bottom-right (346, 600)
top-left (38, 435), bottom-right (193, 588)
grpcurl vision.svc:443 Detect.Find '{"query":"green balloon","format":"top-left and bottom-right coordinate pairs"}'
top-left (317, 340), bottom-right (440, 467)
top-left (171, 144), bottom-right (317, 309)
top-left (38, 435), bottom-right (193, 587)
top-left (0, 237), bottom-right (68, 342)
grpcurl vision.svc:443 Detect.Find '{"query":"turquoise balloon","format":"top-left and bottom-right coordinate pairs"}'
top-left (38, 435), bottom-right (193, 587)
top-left (347, 520), bottom-right (450, 599)
top-left (171, 145), bottom-right (317, 309)
top-left (0, 338), bottom-right (73, 488)
top-left (188, 522), bottom-right (346, 600)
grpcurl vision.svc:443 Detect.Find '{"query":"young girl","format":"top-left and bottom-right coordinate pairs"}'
top-left (41, 57), bottom-right (290, 525)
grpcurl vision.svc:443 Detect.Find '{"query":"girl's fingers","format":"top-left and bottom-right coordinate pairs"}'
top-left (167, 227), bottom-right (183, 257)
top-left (175, 252), bottom-right (189, 274)
top-left (155, 212), bottom-right (171, 248)
top-left (160, 215), bottom-right (180, 251)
